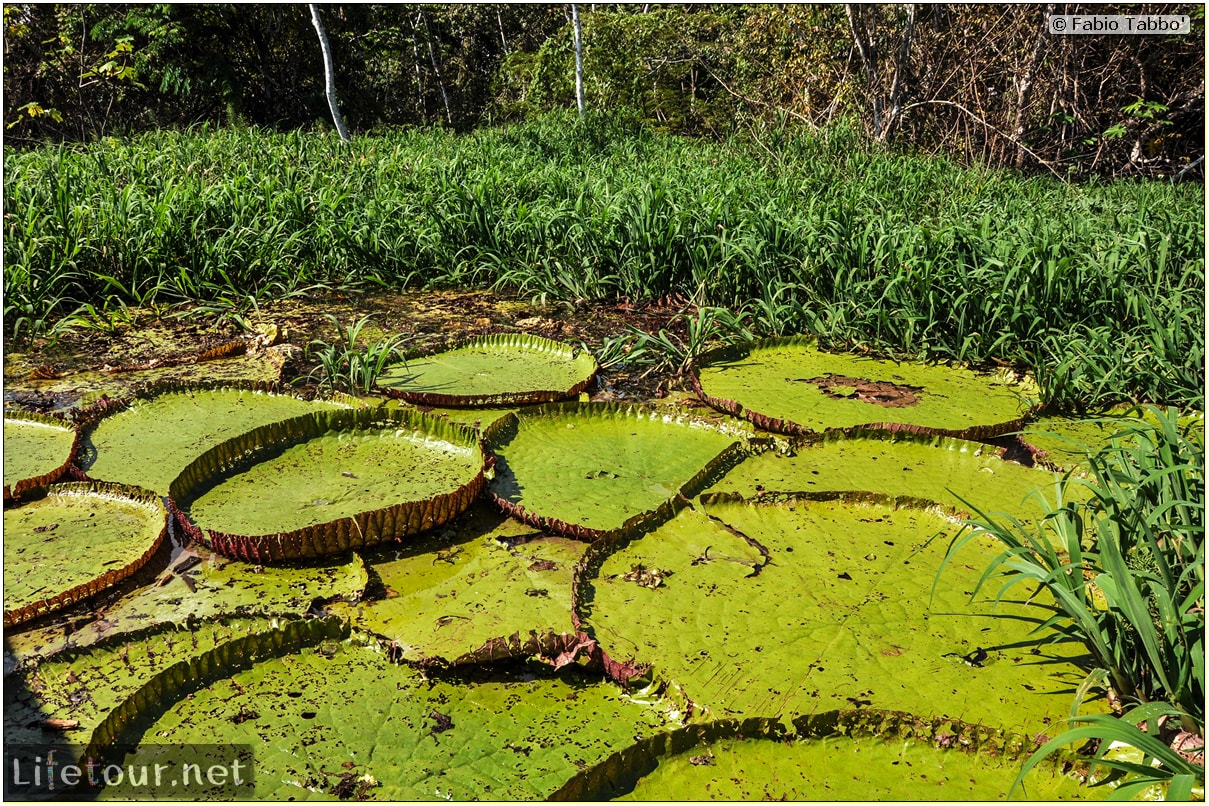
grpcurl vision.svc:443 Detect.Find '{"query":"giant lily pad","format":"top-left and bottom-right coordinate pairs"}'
top-left (3, 482), bottom-right (167, 627)
top-left (487, 403), bottom-right (747, 540)
top-left (114, 631), bottom-right (676, 800)
top-left (173, 407), bottom-right (487, 562)
top-left (78, 383), bottom-right (352, 496)
top-left (3, 551), bottom-right (368, 663)
top-left (3, 410), bottom-right (80, 500)
top-left (704, 430), bottom-right (1068, 523)
top-left (579, 496), bottom-right (1101, 734)
top-left (693, 338), bottom-right (1033, 439)
top-left (377, 333), bottom-right (598, 406)
top-left (609, 728), bottom-right (1103, 801)
top-left (4, 616), bottom-right (291, 748)
top-left (1023, 405), bottom-right (1206, 472)
top-left (330, 502), bottom-right (584, 664)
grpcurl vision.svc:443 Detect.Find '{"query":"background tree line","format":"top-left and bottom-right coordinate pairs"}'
top-left (3, 3), bottom-right (1203, 178)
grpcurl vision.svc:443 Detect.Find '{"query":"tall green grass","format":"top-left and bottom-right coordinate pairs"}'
top-left (4, 114), bottom-right (1204, 408)
top-left (938, 407), bottom-right (1205, 798)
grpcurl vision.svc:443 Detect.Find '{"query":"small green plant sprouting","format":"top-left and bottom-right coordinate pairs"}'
top-left (308, 314), bottom-right (408, 395)
top-left (586, 333), bottom-right (649, 371)
top-left (935, 407), bottom-right (1205, 798)
top-left (624, 306), bottom-right (753, 376)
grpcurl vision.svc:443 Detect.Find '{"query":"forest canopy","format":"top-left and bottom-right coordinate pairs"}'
top-left (3, 3), bottom-right (1204, 179)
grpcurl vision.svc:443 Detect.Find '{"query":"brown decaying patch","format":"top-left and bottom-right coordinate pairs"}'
top-left (799, 373), bottom-right (925, 408)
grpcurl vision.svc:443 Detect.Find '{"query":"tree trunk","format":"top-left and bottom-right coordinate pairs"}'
top-left (571, 3), bottom-right (585, 118)
top-left (882, 3), bottom-right (915, 141)
top-left (309, 4), bottom-right (350, 142)
top-left (419, 10), bottom-right (453, 125)
top-left (1013, 4), bottom-right (1053, 169)
top-left (845, 4), bottom-right (882, 138)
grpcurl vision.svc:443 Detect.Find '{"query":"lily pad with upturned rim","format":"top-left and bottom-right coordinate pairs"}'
top-left (1022, 405), bottom-right (1206, 472)
top-left (114, 632), bottom-right (676, 801)
top-left (3, 482), bottom-right (168, 627)
top-left (3, 410), bottom-right (80, 500)
top-left (329, 501), bottom-right (584, 664)
top-left (3, 552), bottom-right (369, 663)
top-left (610, 728), bottom-right (1104, 801)
top-left (486, 403), bottom-right (748, 540)
top-left (693, 338), bottom-right (1034, 439)
top-left (704, 429), bottom-right (1069, 524)
top-left (376, 333), bottom-right (598, 406)
top-left (77, 382), bottom-right (353, 497)
top-left (579, 495), bottom-right (1104, 733)
top-left (172, 407), bottom-right (488, 563)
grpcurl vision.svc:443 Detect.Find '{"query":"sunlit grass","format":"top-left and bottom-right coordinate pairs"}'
top-left (4, 114), bottom-right (1203, 408)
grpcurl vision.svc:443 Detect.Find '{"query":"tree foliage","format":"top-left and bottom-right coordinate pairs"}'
top-left (3, 3), bottom-right (1203, 178)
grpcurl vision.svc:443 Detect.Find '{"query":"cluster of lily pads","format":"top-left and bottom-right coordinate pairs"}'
top-left (5, 332), bottom-right (1141, 799)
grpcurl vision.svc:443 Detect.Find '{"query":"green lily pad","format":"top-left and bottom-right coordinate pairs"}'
top-left (1023, 405), bottom-right (1206, 472)
top-left (78, 384), bottom-right (352, 496)
top-left (580, 496), bottom-right (1101, 734)
top-left (4, 616), bottom-right (288, 748)
top-left (3, 551), bottom-right (368, 663)
top-left (3, 411), bottom-right (80, 500)
top-left (3, 482), bottom-right (168, 628)
top-left (378, 333), bottom-right (598, 406)
top-left (116, 632), bottom-right (675, 800)
top-left (612, 730), bottom-right (1102, 801)
top-left (694, 338), bottom-right (1033, 439)
top-left (704, 430), bottom-right (1067, 523)
top-left (331, 502), bottom-right (583, 664)
top-left (487, 403), bottom-right (746, 540)
top-left (175, 407), bottom-right (487, 562)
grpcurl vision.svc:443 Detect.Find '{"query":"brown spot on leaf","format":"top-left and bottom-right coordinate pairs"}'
top-left (799, 373), bottom-right (925, 407)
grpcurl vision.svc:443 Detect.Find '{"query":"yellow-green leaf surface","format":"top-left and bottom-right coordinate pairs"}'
top-left (1024, 406), bottom-right (1206, 471)
top-left (120, 635), bottom-right (675, 800)
top-left (4, 616), bottom-right (283, 748)
top-left (582, 498), bottom-right (1100, 734)
top-left (80, 388), bottom-right (349, 495)
top-left (184, 417), bottom-right (481, 537)
top-left (3, 413), bottom-right (77, 497)
top-left (378, 334), bottom-right (597, 405)
top-left (489, 403), bottom-right (743, 537)
top-left (705, 431), bottom-right (1068, 523)
top-left (4, 551), bottom-right (367, 663)
top-left (695, 339), bottom-right (1031, 437)
top-left (331, 503), bottom-right (583, 662)
top-left (614, 733), bottom-right (1102, 801)
top-left (4, 484), bottom-right (167, 627)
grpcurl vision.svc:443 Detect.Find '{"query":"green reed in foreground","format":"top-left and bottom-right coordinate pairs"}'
top-left (4, 114), bottom-right (1204, 408)
top-left (938, 408), bottom-right (1205, 799)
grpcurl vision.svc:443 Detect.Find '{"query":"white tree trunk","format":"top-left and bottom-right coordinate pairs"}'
top-left (309, 4), bottom-right (350, 142)
top-left (571, 3), bottom-right (585, 118)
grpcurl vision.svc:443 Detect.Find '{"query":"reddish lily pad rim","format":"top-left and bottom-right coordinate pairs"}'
top-left (3, 481), bottom-right (168, 628)
top-left (170, 407), bottom-right (490, 564)
top-left (2, 410), bottom-right (81, 502)
top-left (690, 337), bottom-right (1040, 441)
